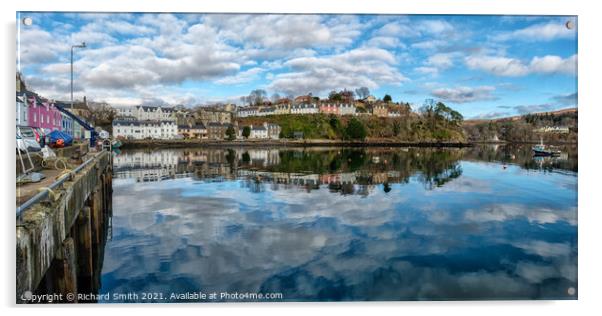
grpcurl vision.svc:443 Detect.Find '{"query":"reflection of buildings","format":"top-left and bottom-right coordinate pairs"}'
top-left (113, 150), bottom-right (180, 182)
top-left (246, 149), bottom-right (281, 167)
top-left (112, 148), bottom-right (463, 196)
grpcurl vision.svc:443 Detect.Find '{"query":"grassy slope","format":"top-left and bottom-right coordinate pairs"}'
top-left (238, 114), bottom-right (466, 142)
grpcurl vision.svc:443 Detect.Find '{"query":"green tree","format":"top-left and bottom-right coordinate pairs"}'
top-left (345, 117), bottom-right (367, 140)
top-left (225, 126), bottom-right (236, 140)
top-left (329, 114), bottom-right (340, 129)
top-left (383, 94), bottom-right (392, 103)
top-left (392, 120), bottom-right (401, 136)
top-left (242, 126), bottom-right (251, 138)
top-left (328, 90), bottom-right (342, 101)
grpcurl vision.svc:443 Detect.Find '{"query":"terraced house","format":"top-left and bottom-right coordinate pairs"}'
top-left (291, 103), bottom-right (319, 115)
top-left (178, 122), bottom-right (207, 139)
top-left (113, 117), bottom-right (178, 140)
top-left (26, 92), bottom-right (62, 131)
top-left (115, 105), bottom-right (177, 121)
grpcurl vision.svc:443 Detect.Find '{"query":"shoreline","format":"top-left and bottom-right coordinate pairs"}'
top-left (118, 139), bottom-right (578, 149)
top-left (119, 139), bottom-right (473, 149)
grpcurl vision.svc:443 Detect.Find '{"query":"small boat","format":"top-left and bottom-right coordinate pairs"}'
top-left (111, 139), bottom-right (123, 148)
top-left (532, 139), bottom-right (561, 156)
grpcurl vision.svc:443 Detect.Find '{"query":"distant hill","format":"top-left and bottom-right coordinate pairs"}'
top-left (463, 108), bottom-right (577, 143)
top-left (464, 108), bottom-right (578, 125)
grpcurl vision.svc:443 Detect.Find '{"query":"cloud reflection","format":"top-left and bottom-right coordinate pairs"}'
top-left (100, 147), bottom-right (577, 301)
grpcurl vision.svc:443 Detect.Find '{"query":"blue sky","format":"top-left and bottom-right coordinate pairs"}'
top-left (17, 13), bottom-right (577, 118)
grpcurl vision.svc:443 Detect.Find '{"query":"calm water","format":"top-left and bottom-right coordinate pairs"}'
top-left (99, 145), bottom-right (577, 302)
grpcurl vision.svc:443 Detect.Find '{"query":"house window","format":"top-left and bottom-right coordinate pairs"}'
top-left (33, 113), bottom-right (37, 122)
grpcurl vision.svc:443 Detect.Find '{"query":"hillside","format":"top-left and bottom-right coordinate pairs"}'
top-left (463, 108), bottom-right (577, 143)
top-left (238, 113), bottom-right (466, 143)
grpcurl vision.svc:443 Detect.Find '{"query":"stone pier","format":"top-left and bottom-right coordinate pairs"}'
top-left (16, 150), bottom-right (113, 304)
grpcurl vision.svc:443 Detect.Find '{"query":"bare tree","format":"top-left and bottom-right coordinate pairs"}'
top-left (249, 89), bottom-right (267, 106)
top-left (271, 93), bottom-right (281, 103)
top-left (86, 103), bottom-right (117, 131)
top-left (355, 87), bottom-right (370, 99)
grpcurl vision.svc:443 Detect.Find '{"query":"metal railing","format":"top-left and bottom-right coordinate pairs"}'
top-left (16, 151), bottom-right (105, 218)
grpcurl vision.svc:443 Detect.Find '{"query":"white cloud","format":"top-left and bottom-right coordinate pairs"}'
top-left (494, 21), bottom-right (576, 42)
top-left (19, 26), bottom-right (69, 64)
top-left (268, 48), bottom-right (409, 96)
top-left (205, 14), bottom-right (362, 51)
top-left (365, 36), bottom-right (406, 49)
top-left (411, 39), bottom-right (446, 50)
top-left (465, 54), bottom-right (577, 77)
top-left (414, 67), bottom-right (439, 76)
top-left (427, 53), bottom-right (455, 69)
top-left (417, 20), bottom-right (454, 35)
top-left (103, 20), bottom-right (155, 35)
top-left (216, 67), bottom-right (266, 85)
top-left (529, 55), bottom-right (577, 75)
top-left (465, 55), bottom-right (529, 76)
top-left (431, 86), bottom-right (496, 103)
top-left (414, 53), bottom-right (459, 77)
top-left (374, 21), bottom-right (420, 38)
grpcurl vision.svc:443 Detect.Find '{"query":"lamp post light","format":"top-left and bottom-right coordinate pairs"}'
top-left (70, 42), bottom-right (86, 110)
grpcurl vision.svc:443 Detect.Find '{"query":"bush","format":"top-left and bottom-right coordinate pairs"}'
top-left (345, 117), bottom-right (367, 140)
top-left (242, 126), bottom-right (251, 138)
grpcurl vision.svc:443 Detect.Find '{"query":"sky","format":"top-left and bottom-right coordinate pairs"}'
top-left (16, 12), bottom-right (577, 119)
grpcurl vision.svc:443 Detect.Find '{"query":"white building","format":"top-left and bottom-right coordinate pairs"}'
top-left (246, 122), bottom-right (281, 139)
top-left (250, 125), bottom-right (268, 139)
top-left (291, 103), bottom-right (319, 114)
top-left (16, 93), bottom-right (28, 126)
top-left (113, 119), bottom-right (178, 139)
top-left (237, 106), bottom-right (259, 118)
top-left (388, 110), bottom-right (401, 118)
top-left (265, 123), bottom-right (281, 139)
top-left (534, 126), bottom-right (570, 134)
top-left (275, 104), bottom-right (291, 115)
top-left (115, 105), bottom-right (177, 121)
top-left (338, 103), bottom-right (356, 116)
top-left (257, 107), bottom-right (276, 116)
top-left (363, 95), bottom-right (377, 104)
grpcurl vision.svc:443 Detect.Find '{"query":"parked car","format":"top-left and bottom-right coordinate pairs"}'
top-left (16, 133), bottom-right (41, 152)
top-left (17, 125), bottom-right (35, 139)
top-left (17, 125), bottom-right (43, 147)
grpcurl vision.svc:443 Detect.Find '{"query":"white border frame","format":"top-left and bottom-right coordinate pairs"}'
top-left (2, 1), bottom-right (600, 315)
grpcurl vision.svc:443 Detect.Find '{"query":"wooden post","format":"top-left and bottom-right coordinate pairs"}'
top-left (47, 238), bottom-right (78, 302)
top-left (75, 207), bottom-right (93, 294)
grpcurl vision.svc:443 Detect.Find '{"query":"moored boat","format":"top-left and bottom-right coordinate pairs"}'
top-left (532, 140), bottom-right (561, 156)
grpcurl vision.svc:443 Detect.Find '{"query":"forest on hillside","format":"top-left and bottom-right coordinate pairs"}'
top-left (239, 102), bottom-right (467, 143)
top-left (463, 109), bottom-right (578, 143)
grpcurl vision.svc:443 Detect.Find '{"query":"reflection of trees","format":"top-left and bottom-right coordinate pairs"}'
top-left (115, 144), bottom-right (578, 198)
top-left (383, 183), bottom-right (392, 193)
top-left (464, 144), bottom-right (578, 173)
top-left (242, 177), bottom-right (265, 193)
top-left (255, 148), bottom-right (464, 194)
top-left (409, 149), bottom-right (464, 190)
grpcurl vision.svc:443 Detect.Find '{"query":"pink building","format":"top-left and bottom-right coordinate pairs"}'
top-left (27, 93), bottom-right (62, 131)
top-left (319, 103), bottom-right (340, 115)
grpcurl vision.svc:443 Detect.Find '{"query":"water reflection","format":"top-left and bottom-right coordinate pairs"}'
top-left (102, 145), bottom-right (577, 301)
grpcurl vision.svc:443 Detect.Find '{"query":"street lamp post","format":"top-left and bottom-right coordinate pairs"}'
top-left (70, 42), bottom-right (86, 110)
